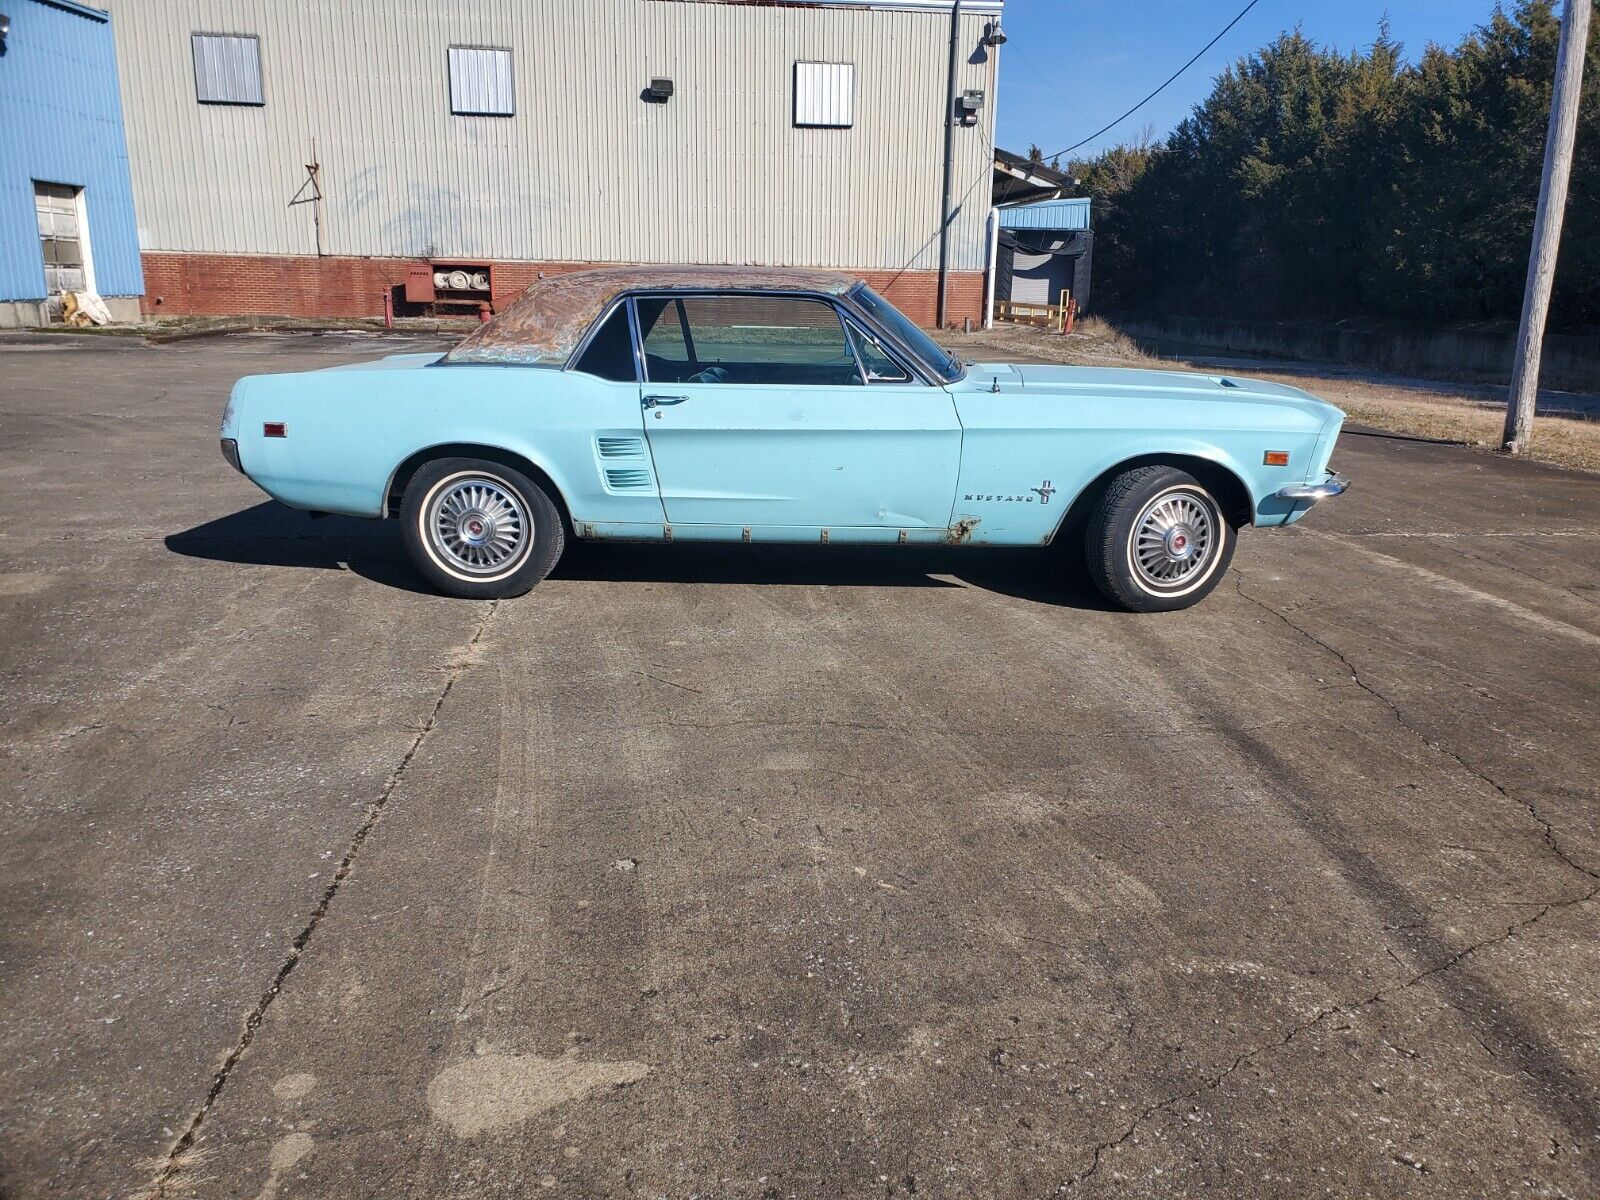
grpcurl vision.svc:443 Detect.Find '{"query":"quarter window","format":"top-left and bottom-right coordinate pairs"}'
top-left (637, 295), bottom-right (861, 387)
top-left (572, 305), bottom-right (636, 382)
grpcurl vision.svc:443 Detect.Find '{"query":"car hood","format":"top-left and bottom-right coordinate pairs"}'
top-left (952, 362), bottom-right (1341, 424)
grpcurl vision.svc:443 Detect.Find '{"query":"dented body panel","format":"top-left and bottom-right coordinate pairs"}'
top-left (221, 267), bottom-right (1346, 549)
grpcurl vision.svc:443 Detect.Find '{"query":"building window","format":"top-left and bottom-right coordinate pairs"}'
top-left (794, 61), bottom-right (854, 128)
top-left (448, 46), bottom-right (514, 116)
top-left (192, 34), bottom-right (264, 105)
top-left (35, 182), bottom-right (90, 311)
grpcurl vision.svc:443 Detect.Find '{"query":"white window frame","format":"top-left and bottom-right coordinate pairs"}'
top-left (794, 61), bottom-right (856, 128)
top-left (448, 45), bottom-right (515, 117)
top-left (191, 33), bottom-right (265, 106)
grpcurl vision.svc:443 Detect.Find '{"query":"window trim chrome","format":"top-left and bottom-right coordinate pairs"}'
top-left (839, 282), bottom-right (963, 385)
top-left (628, 289), bottom-right (869, 388)
top-left (841, 315), bottom-right (917, 385)
top-left (560, 285), bottom-right (950, 388)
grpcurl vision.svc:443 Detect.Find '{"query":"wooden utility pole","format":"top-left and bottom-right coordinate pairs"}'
top-left (1503, 0), bottom-right (1592, 454)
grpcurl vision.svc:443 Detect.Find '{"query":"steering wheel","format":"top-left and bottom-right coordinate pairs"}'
top-left (686, 366), bottom-right (730, 384)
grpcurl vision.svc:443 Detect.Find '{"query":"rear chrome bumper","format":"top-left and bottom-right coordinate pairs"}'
top-left (1275, 471), bottom-right (1350, 503)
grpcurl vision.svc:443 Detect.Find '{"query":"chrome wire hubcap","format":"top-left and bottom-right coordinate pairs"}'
top-left (428, 477), bottom-right (529, 575)
top-left (1132, 491), bottom-right (1216, 588)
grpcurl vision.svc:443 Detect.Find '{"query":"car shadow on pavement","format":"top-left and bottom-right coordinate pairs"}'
top-left (166, 502), bottom-right (1116, 609)
top-left (164, 501), bottom-right (435, 595)
top-left (555, 540), bottom-right (1114, 608)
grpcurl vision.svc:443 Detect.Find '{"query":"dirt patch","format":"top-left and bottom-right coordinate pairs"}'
top-left (426, 1050), bottom-right (650, 1137)
top-left (942, 321), bottom-right (1600, 473)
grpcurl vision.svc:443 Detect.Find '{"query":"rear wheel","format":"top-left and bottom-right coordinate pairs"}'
top-left (1085, 465), bottom-right (1234, 612)
top-left (400, 457), bottom-right (564, 598)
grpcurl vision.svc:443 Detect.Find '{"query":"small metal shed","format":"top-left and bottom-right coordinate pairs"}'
top-left (997, 198), bottom-right (1093, 313)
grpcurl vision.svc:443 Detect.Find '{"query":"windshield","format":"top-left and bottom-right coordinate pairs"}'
top-left (849, 285), bottom-right (962, 382)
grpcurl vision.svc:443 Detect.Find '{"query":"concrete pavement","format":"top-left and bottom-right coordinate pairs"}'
top-left (1, 333), bottom-right (1596, 1198)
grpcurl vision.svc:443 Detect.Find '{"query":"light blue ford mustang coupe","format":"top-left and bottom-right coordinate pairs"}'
top-left (219, 265), bottom-right (1348, 612)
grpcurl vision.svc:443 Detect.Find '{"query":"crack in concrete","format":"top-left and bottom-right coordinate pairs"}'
top-left (1233, 577), bottom-right (1598, 885)
top-left (1058, 883), bottom-right (1597, 1193)
top-left (1431, 538), bottom-right (1600, 613)
top-left (1054, 575), bottom-right (1600, 1192)
top-left (141, 600), bottom-right (500, 1199)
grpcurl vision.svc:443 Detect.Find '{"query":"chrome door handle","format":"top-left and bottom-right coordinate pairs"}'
top-left (643, 394), bottom-right (689, 409)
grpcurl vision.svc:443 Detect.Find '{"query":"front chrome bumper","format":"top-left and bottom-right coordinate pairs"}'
top-left (1275, 471), bottom-right (1350, 503)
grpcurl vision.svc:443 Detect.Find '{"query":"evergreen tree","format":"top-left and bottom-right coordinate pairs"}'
top-left (1070, 2), bottom-right (1598, 329)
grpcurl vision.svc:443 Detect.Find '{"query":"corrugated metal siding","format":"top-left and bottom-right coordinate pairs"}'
top-left (191, 33), bottom-right (265, 105)
top-left (103, 0), bottom-right (998, 273)
top-left (999, 196), bottom-right (1090, 232)
top-left (794, 61), bottom-right (854, 127)
top-left (448, 46), bottom-right (514, 116)
top-left (0, 0), bottom-right (144, 300)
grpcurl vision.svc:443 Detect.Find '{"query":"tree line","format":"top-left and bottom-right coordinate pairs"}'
top-left (1051, 2), bottom-right (1599, 331)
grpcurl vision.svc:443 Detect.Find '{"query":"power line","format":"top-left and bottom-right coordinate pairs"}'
top-left (1010, 41), bottom-right (1092, 122)
top-left (1041, 0), bottom-right (1263, 162)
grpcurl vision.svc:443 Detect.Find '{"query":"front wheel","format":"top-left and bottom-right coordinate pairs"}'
top-left (1084, 465), bottom-right (1235, 612)
top-left (400, 458), bottom-right (564, 599)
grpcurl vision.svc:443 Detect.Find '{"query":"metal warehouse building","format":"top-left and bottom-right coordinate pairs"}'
top-left (99, 0), bottom-right (1004, 326)
top-left (0, 0), bottom-right (143, 326)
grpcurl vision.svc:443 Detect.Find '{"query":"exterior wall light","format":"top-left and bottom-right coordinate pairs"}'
top-left (644, 77), bottom-right (674, 103)
top-left (982, 20), bottom-right (1007, 47)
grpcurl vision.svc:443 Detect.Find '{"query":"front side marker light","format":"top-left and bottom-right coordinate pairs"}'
top-left (263, 422), bottom-right (287, 438)
top-left (1263, 451), bottom-right (1290, 467)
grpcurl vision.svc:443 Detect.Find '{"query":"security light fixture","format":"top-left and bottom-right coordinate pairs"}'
top-left (982, 20), bottom-right (1007, 47)
top-left (957, 88), bottom-right (985, 125)
top-left (644, 77), bottom-right (674, 103)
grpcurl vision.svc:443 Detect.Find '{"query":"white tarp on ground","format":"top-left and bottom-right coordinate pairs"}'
top-left (63, 292), bottom-right (114, 326)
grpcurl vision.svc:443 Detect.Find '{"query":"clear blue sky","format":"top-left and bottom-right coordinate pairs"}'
top-left (996, 0), bottom-right (1502, 163)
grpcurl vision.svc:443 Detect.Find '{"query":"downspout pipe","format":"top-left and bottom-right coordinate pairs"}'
top-left (984, 208), bottom-right (999, 329)
top-left (936, 0), bottom-right (961, 329)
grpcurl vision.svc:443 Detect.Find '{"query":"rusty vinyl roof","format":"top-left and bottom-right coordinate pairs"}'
top-left (444, 265), bottom-right (862, 366)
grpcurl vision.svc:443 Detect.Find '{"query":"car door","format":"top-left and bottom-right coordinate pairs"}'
top-left (636, 292), bottom-right (962, 531)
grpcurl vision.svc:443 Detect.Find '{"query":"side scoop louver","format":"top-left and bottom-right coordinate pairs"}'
top-left (597, 436), bottom-right (645, 458)
top-left (604, 467), bottom-right (653, 491)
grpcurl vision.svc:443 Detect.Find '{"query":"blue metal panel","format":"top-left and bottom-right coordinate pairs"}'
top-left (0, 0), bottom-right (143, 301)
top-left (999, 197), bottom-right (1091, 232)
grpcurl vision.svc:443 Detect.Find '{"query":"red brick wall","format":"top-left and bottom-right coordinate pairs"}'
top-left (139, 253), bottom-right (988, 328)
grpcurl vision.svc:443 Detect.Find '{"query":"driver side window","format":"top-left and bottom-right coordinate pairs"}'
top-left (636, 294), bottom-right (863, 387)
